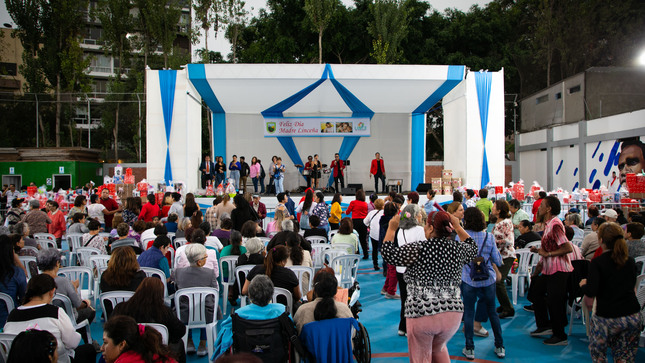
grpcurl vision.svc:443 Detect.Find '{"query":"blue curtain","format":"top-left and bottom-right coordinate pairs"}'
top-left (475, 72), bottom-right (492, 188)
top-left (159, 70), bottom-right (177, 184)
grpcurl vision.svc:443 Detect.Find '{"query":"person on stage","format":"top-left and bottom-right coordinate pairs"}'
top-left (229, 155), bottom-right (241, 190)
top-left (304, 156), bottom-right (313, 189)
top-left (370, 152), bottom-right (386, 193)
top-left (330, 153), bottom-right (345, 192)
top-left (311, 154), bottom-right (322, 189)
top-left (199, 155), bottom-right (215, 189)
top-left (215, 156), bottom-right (226, 186)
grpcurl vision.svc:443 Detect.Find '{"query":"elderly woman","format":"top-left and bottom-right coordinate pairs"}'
top-left (237, 236), bottom-right (265, 266)
top-left (3, 274), bottom-right (96, 363)
top-left (175, 229), bottom-right (220, 280)
top-left (294, 270), bottom-right (353, 334)
top-left (461, 207), bottom-right (505, 360)
top-left (173, 243), bottom-right (219, 357)
top-left (382, 211), bottom-right (477, 363)
top-left (213, 275), bottom-right (290, 360)
top-left (394, 204), bottom-right (427, 336)
top-left (37, 249), bottom-right (96, 334)
top-left (565, 213), bottom-right (584, 239)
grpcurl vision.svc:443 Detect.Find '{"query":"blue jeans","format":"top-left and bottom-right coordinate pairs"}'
top-left (259, 177), bottom-right (265, 193)
top-left (229, 170), bottom-right (240, 189)
top-left (275, 177), bottom-right (284, 193)
top-left (461, 282), bottom-right (504, 350)
top-left (215, 173), bottom-right (226, 186)
top-left (252, 177), bottom-right (259, 193)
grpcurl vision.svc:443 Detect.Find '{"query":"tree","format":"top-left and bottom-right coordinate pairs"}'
top-left (368, 0), bottom-right (409, 64)
top-left (194, 0), bottom-right (226, 63)
top-left (224, 0), bottom-right (250, 63)
top-left (304, 0), bottom-right (339, 64)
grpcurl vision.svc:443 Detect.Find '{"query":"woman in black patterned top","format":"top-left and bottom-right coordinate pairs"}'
top-left (382, 210), bottom-right (477, 363)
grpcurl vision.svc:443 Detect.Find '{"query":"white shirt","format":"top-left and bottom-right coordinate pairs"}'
top-left (174, 245), bottom-right (219, 278)
top-left (4, 190), bottom-right (20, 205)
top-left (396, 226), bottom-right (426, 273)
top-left (364, 209), bottom-right (384, 240)
top-left (296, 201), bottom-right (318, 215)
top-left (140, 228), bottom-right (156, 242)
top-left (87, 203), bottom-right (106, 223)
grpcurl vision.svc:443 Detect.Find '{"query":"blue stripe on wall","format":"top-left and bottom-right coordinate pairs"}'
top-left (187, 64), bottom-right (226, 161)
top-left (475, 72), bottom-right (492, 188)
top-left (159, 70), bottom-right (177, 184)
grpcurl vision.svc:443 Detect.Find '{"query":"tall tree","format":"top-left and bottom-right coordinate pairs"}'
top-left (368, 0), bottom-right (409, 64)
top-left (304, 0), bottom-right (339, 64)
top-left (224, 0), bottom-right (250, 63)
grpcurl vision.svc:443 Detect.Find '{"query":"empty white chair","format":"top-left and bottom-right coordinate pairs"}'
top-left (0, 333), bottom-right (17, 363)
top-left (100, 290), bottom-right (135, 319)
top-left (174, 287), bottom-right (219, 360)
top-left (287, 265), bottom-right (314, 295)
top-left (234, 265), bottom-right (256, 307)
top-left (173, 237), bottom-right (188, 250)
top-left (89, 255), bottom-right (110, 304)
top-left (329, 254), bottom-right (360, 289)
top-left (310, 243), bottom-right (331, 270)
top-left (75, 247), bottom-right (101, 267)
top-left (52, 294), bottom-right (92, 343)
top-left (218, 256), bottom-right (238, 314)
top-left (510, 248), bottom-right (534, 305)
top-left (272, 287), bottom-right (293, 315)
top-left (143, 323), bottom-right (169, 345)
top-left (305, 236), bottom-right (327, 244)
top-left (58, 266), bottom-right (94, 302)
top-left (18, 256), bottom-right (37, 280)
top-left (65, 233), bottom-right (84, 251)
top-left (322, 248), bottom-right (348, 266)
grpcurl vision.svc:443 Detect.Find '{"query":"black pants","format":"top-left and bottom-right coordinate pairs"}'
top-left (352, 218), bottom-right (368, 258)
top-left (374, 174), bottom-right (386, 193)
top-left (329, 222), bottom-right (339, 231)
top-left (201, 175), bottom-right (212, 189)
top-left (370, 237), bottom-right (380, 268)
top-left (528, 271), bottom-right (571, 339)
top-left (334, 175), bottom-right (345, 192)
top-left (396, 272), bottom-right (407, 332)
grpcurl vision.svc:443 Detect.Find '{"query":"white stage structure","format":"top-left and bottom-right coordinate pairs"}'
top-left (146, 64), bottom-right (505, 193)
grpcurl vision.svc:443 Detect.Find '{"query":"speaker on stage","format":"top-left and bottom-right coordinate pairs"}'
top-left (342, 187), bottom-right (356, 195)
top-left (348, 183), bottom-right (363, 191)
top-left (416, 183), bottom-right (433, 193)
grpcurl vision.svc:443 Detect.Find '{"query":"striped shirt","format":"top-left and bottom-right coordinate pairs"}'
top-left (540, 217), bottom-right (573, 275)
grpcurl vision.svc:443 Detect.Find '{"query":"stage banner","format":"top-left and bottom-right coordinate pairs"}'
top-left (263, 117), bottom-right (370, 137)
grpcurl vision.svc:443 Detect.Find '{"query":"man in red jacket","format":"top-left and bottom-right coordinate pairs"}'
top-left (370, 152), bottom-right (386, 194)
top-left (330, 153), bottom-right (345, 192)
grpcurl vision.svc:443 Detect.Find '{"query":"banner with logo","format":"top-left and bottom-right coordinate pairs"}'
top-left (263, 117), bottom-right (370, 137)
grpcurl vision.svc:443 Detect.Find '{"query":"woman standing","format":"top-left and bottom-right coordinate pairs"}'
top-left (328, 193), bottom-right (343, 231)
top-left (491, 199), bottom-right (515, 319)
top-left (364, 198), bottom-right (384, 271)
top-left (580, 222), bottom-right (641, 363)
top-left (229, 155), bottom-right (241, 190)
top-left (461, 207), bottom-right (505, 360)
top-left (273, 158), bottom-right (286, 194)
top-left (250, 157), bottom-right (261, 194)
top-left (296, 189), bottom-right (317, 231)
top-left (382, 211), bottom-right (477, 363)
top-left (311, 154), bottom-right (322, 189)
top-left (346, 189), bottom-right (369, 259)
top-left (311, 192), bottom-right (331, 233)
top-left (231, 194), bottom-right (259, 232)
top-left (215, 156), bottom-right (227, 187)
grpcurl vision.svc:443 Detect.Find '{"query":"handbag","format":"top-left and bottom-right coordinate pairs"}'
top-left (469, 233), bottom-right (492, 281)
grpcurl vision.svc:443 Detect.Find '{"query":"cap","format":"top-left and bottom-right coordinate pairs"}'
top-left (601, 209), bottom-right (617, 219)
top-left (568, 207), bottom-right (580, 214)
top-left (252, 194), bottom-right (259, 198)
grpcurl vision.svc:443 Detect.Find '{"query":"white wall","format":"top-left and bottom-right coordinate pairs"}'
top-left (519, 150), bottom-right (548, 187)
top-left (552, 145), bottom-right (579, 191)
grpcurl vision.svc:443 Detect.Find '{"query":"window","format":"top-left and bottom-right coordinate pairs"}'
top-left (89, 54), bottom-right (112, 73)
top-left (569, 85), bottom-right (581, 94)
top-left (536, 95), bottom-right (549, 104)
top-left (555, 92), bottom-right (562, 100)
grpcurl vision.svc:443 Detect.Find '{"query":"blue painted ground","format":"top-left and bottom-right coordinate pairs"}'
top-left (89, 256), bottom-right (645, 362)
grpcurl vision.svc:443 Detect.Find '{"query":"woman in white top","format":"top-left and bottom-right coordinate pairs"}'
top-left (364, 198), bottom-right (385, 271)
top-left (3, 274), bottom-right (96, 363)
top-left (87, 193), bottom-right (107, 226)
top-left (395, 204), bottom-right (427, 336)
top-left (296, 190), bottom-right (317, 230)
top-left (331, 217), bottom-right (359, 254)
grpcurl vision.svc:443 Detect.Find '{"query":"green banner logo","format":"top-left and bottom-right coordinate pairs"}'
top-left (266, 122), bottom-right (276, 133)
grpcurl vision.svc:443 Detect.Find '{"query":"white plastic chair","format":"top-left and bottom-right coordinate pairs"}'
top-left (234, 265), bottom-right (256, 307)
top-left (331, 242), bottom-right (355, 254)
top-left (52, 294), bottom-right (92, 343)
top-left (143, 323), bottom-right (169, 345)
top-left (89, 255), bottom-right (110, 303)
top-left (310, 243), bottom-right (331, 270)
top-left (173, 237), bottom-right (187, 250)
top-left (34, 232), bottom-right (56, 242)
top-left (635, 256), bottom-right (645, 276)
top-left (18, 256), bottom-right (37, 280)
top-left (272, 287), bottom-right (293, 315)
top-left (219, 256), bottom-right (238, 314)
top-left (58, 266), bottom-right (94, 302)
top-left (257, 237), bottom-right (271, 246)
top-left (140, 267), bottom-right (171, 305)
top-left (0, 333), bottom-right (18, 363)
top-left (0, 292), bottom-right (15, 320)
top-left (21, 246), bottom-right (39, 255)
top-left (328, 229), bottom-right (339, 239)
top-left (329, 254), bottom-right (360, 289)
top-left (323, 248), bottom-right (348, 266)
top-left (35, 238), bottom-right (57, 250)
top-left (100, 290), bottom-right (135, 319)
top-left (75, 247), bottom-right (101, 267)
top-left (174, 287), bottom-right (219, 360)
top-left (510, 248), bottom-right (534, 305)
top-left (141, 237), bottom-right (156, 250)
top-left (65, 233), bottom-right (84, 251)
top-left (305, 236), bottom-right (327, 244)
top-left (287, 265), bottom-right (314, 294)
top-left (525, 241), bottom-right (541, 250)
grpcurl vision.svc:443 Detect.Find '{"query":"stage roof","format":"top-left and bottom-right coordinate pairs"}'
top-left (186, 63), bottom-right (465, 115)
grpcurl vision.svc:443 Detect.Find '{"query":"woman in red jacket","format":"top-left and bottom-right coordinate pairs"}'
top-left (138, 194), bottom-right (161, 222)
top-left (346, 189), bottom-right (369, 259)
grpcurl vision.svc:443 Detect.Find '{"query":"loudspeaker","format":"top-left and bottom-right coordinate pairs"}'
top-left (416, 183), bottom-right (433, 193)
top-left (342, 187), bottom-right (356, 195)
top-left (348, 183), bottom-right (363, 190)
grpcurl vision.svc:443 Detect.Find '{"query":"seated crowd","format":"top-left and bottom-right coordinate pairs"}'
top-left (0, 186), bottom-right (644, 363)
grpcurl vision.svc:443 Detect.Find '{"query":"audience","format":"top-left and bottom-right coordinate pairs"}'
top-left (102, 315), bottom-right (177, 363)
top-left (294, 270), bottom-right (353, 333)
top-left (0, 235), bottom-right (26, 328)
top-left (243, 245), bottom-right (301, 307)
top-left (7, 329), bottom-right (59, 363)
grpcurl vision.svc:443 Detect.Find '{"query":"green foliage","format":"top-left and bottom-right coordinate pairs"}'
top-left (367, 0), bottom-right (408, 64)
top-left (304, 0), bottom-right (339, 63)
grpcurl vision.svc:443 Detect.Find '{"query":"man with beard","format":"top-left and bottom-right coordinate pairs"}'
top-left (618, 138), bottom-right (645, 190)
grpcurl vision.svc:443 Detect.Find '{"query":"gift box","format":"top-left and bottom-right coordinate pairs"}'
top-left (136, 181), bottom-right (149, 198)
top-left (431, 178), bottom-right (443, 190)
top-left (451, 178), bottom-right (462, 189)
top-left (27, 186), bottom-right (37, 197)
top-left (442, 170), bottom-right (453, 182)
top-left (442, 186), bottom-right (453, 195)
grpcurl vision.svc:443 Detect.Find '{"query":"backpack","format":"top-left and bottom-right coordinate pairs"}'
top-left (469, 233), bottom-right (491, 282)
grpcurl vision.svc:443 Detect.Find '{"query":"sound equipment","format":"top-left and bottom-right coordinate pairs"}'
top-left (348, 183), bottom-right (363, 191)
top-left (416, 183), bottom-right (433, 193)
top-left (342, 187), bottom-right (356, 195)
